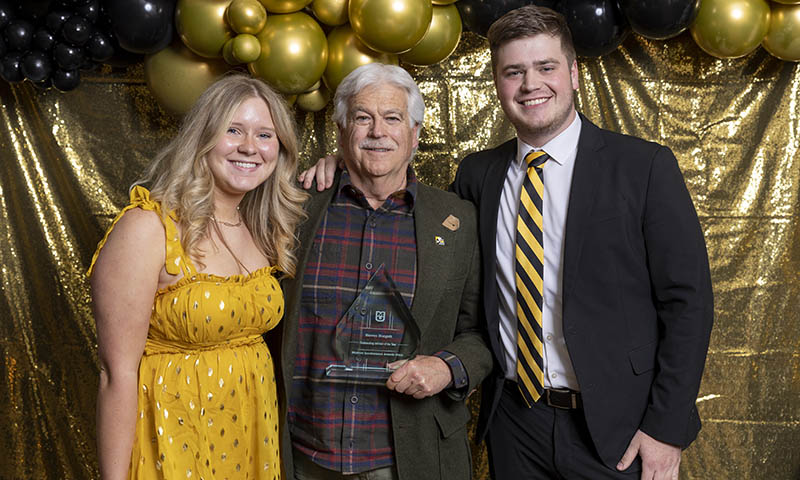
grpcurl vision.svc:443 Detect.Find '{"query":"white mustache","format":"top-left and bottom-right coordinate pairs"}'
top-left (360, 140), bottom-right (395, 150)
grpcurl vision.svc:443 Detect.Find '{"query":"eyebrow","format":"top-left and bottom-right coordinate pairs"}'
top-left (351, 106), bottom-right (405, 117)
top-left (229, 121), bottom-right (275, 131)
top-left (502, 58), bottom-right (561, 71)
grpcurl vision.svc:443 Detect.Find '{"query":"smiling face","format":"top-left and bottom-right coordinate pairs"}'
top-left (206, 96), bottom-right (280, 203)
top-left (494, 34), bottom-right (579, 147)
top-left (339, 83), bottom-right (419, 188)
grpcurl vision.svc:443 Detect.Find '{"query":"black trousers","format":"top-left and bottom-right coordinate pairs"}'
top-left (487, 381), bottom-right (641, 479)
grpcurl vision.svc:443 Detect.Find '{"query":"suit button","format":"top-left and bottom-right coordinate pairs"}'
top-left (350, 395), bottom-right (359, 404)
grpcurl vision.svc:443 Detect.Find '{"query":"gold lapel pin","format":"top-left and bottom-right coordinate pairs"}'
top-left (442, 214), bottom-right (460, 231)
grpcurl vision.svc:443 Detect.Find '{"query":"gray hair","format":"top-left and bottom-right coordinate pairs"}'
top-left (332, 63), bottom-right (425, 138)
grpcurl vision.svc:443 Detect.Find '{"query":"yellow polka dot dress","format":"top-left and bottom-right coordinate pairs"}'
top-left (89, 187), bottom-right (282, 480)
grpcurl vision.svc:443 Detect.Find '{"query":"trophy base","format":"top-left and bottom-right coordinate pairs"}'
top-left (325, 364), bottom-right (393, 385)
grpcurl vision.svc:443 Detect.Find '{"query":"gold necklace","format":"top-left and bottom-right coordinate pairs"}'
top-left (211, 210), bottom-right (242, 227)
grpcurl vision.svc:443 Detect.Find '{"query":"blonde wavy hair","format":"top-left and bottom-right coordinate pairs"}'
top-left (135, 74), bottom-right (308, 277)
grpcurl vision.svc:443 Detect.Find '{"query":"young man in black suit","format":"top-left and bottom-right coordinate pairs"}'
top-left (452, 6), bottom-right (713, 479)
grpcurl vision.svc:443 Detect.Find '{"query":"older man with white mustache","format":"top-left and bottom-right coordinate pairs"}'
top-left (273, 63), bottom-right (493, 480)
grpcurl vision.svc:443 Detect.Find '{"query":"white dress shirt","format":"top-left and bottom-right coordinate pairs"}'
top-left (496, 114), bottom-right (582, 390)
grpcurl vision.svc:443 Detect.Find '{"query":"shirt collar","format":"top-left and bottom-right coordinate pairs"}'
top-left (515, 113), bottom-right (582, 168)
top-left (337, 166), bottom-right (418, 211)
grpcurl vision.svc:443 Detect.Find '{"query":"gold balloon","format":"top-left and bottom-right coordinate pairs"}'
top-left (762, 3), bottom-right (800, 61)
top-left (311, 0), bottom-right (348, 26)
top-left (431, 0), bottom-right (457, 5)
top-left (349, 0), bottom-right (432, 53)
top-left (176, 0), bottom-right (235, 58)
top-left (231, 33), bottom-right (262, 63)
top-left (303, 80), bottom-right (322, 93)
top-left (248, 12), bottom-right (328, 94)
top-left (144, 41), bottom-right (231, 115)
top-left (256, 0), bottom-right (312, 14)
top-left (689, 0), bottom-right (771, 58)
top-left (226, 0), bottom-right (267, 34)
top-left (773, 0), bottom-right (800, 4)
top-left (324, 25), bottom-right (399, 91)
top-left (296, 85), bottom-right (331, 112)
top-left (400, 5), bottom-right (462, 66)
top-left (222, 38), bottom-right (240, 64)
top-left (284, 94), bottom-right (298, 106)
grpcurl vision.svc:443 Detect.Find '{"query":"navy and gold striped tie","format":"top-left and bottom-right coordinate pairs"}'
top-left (515, 150), bottom-right (549, 407)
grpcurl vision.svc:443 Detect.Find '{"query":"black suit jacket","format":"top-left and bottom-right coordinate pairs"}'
top-left (452, 115), bottom-right (714, 469)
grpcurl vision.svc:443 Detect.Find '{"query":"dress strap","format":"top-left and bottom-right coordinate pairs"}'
top-left (87, 186), bottom-right (197, 277)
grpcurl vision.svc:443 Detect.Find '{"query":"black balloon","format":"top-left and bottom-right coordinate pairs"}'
top-left (33, 28), bottom-right (56, 52)
top-left (0, 2), bottom-right (15, 31)
top-left (107, 0), bottom-right (174, 54)
top-left (102, 35), bottom-right (142, 67)
top-left (0, 35), bottom-right (5, 57)
top-left (93, 11), bottom-right (142, 67)
top-left (17, 1), bottom-right (53, 22)
top-left (62, 15), bottom-right (91, 45)
top-left (4, 19), bottom-right (35, 52)
top-left (21, 50), bottom-right (52, 82)
top-left (75, 0), bottom-right (100, 23)
top-left (80, 55), bottom-right (95, 70)
top-left (52, 67), bottom-right (79, 91)
top-left (45, 10), bottom-right (70, 33)
top-left (53, 41), bottom-right (84, 69)
top-left (86, 31), bottom-right (113, 61)
top-left (457, 0), bottom-right (557, 37)
top-left (557, 0), bottom-right (629, 57)
top-left (618, 0), bottom-right (699, 40)
top-left (0, 52), bottom-right (24, 82)
top-left (55, 0), bottom-right (93, 7)
top-left (34, 75), bottom-right (53, 90)
top-left (93, 2), bottom-right (113, 34)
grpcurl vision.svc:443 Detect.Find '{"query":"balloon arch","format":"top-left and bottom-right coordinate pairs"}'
top-left (1, 0), bottom-right (799, 112)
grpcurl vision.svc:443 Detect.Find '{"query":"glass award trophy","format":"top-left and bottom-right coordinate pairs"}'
top-left (325, 263), bottom-right (420, 385)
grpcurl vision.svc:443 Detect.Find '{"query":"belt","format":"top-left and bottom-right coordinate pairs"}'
top-left (544, 388), bottom-right (583, 409)
top-left (144, 334), bottom-right (265, 355)
top-left (504, 380), bottom-right (583, 409)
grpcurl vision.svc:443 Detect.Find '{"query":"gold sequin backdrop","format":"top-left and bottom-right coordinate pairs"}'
top-left (0, 32), bottom-right (798, 479)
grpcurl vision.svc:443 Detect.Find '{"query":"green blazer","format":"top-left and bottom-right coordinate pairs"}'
top-left (272, 170), bottom-right (493, 480)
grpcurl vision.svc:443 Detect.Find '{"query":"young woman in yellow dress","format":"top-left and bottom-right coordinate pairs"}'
top-left (89, 74), bottom-right (307, 479)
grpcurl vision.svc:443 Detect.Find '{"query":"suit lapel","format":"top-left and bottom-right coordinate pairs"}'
top-left (481, 140), bottom-right (516, 260)
top-left (481, 140), bottom-right (516, 334)
top-left (410, 184), bottom-right (454, 334)
top-left (563, 116), bottom-right (605, 299)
